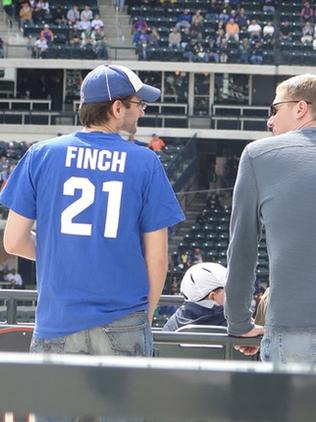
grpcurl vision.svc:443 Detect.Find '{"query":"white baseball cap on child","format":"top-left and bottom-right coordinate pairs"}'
top-left (180, 262), bottom-right (227, 302)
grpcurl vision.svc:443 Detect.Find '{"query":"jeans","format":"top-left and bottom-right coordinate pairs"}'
top-left (30, 311), bottom-right (153, 356)
top-left (261, 326), bottom-right (316, 364)
top-left (30, 311), bottom-right (153, 422)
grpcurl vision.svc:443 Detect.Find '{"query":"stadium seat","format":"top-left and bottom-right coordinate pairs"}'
top-left (0, 326), bottom-right (33, 352)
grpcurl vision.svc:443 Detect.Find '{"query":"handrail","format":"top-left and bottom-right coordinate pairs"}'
top-left (0, 99), bottom-right (51, 110)
top-left (0, 353), bottom-right (315, 420)
top-left (0, 290), bottom-right (184, 324)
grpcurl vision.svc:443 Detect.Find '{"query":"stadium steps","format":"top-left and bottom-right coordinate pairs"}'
top-left (168, 193), bottom-right (209, 256)
top-left (0, 9), bottom-right (31, 58)
top-left (98, 0), bottom-right (137, 60)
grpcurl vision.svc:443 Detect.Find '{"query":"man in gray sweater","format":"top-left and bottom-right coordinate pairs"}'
top-left (225, 74), bottom-right (316, 363)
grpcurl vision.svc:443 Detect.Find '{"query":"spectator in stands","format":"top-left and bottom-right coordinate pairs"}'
top-left (168, 27), bottom-right (181, 48)
top-left (254, 287), bottom-right (269, 326)
top-left (19, 2), bottom-right (33, 29)
top-left (116, 0), bottom-right (125, 12)
top-left (133, 16), bottom-right (148, 33)
top-left (313, 34), bottom-right (316, 49)
top-left (149, 27), bottom-right (160, 47)
top-left (162, 263), bottom-right (227, 331)
top-left (216, 27), bottom-right (226, 47)
top-left (4, 268), bottom-right (23, 289)
top-left (81, 28), bottom-right (94, 47)
top-left (263, 0), bottom-right (275, 14)
top-left (250, 41), bottom-right (263, 64)
top-left (69, 30), bottom-right (81, 47)
top-left (263, 21), bottom-right (275, 39)
top-left (191, 9), bottom-right (204, 32)
top-left (279, 20), bottom-right (292, 42)
top-left (248, 19), bottom-right (262, 41)
top-left (32, 0), bottom-right (50, 24)
top-left (235, 7), bottom-right (248, 28)
top-left (180, 27), bottom-right (191, 49)
top-left (51, 3), bottom-right (66, 25)
top-left (91, 14), bottom-right (104, 29)
top-left (176, 9), bottom-right (191, 31)
top-left (191, 247), bottom-right (204, 265)
top-left (40, 23), bottom-right (54, 42)
top-left (94, 32), bottom-right (109, 60)
top-left (67, 5), bottom-right (80, 25)
top-left (190, 26), bottom-right (203, 43)
top-left (239, 37), bottom-right (250, 63)
top-left (80, 4), bottom-right (93, 21)
top-left (135, 29), bottom-right (149, 60)
top-left (300, 1), bottom-right (314, 22)
top-left (219, 38), bottom-right (228, 63)
top-left (225, 17), bottom-right (240, 42)
top-left (91, 25), bottom-right (103, 41)
top-left (178, 250), bottom-right (192, 270)
top-left (32, 34), bottom-right (48, 58)
top-left (149, 133), bottom-right (166, 151)
top-left (219, 8), bottom-right (229, 22)
top-left (206, 41), bottom-right (220, 63)
top-left (79, 15), bottom-right (92, 31)
top-left (301, 21), bottom-right (314, 44)
top-left (183, 39), bottom-right (209, 62)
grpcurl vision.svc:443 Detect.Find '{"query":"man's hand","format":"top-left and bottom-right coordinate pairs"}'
top-left (234, 325), bottom-right (264, 356)
top-left (240, 325), bottom-right (264, 338)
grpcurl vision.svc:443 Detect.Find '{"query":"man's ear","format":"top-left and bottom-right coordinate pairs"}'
top-left (297, 100), bottom-right (309, 118)
top-left (111, 99), bottom-right (124, 119)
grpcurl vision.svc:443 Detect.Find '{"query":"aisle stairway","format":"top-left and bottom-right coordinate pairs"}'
top-left (98, 0), bottom-right (137, 60)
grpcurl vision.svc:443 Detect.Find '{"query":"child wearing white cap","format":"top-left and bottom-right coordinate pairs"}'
top-left (162, 262), bottom-right (227, 331)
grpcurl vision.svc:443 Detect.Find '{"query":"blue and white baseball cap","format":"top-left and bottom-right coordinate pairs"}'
top-left (80, 64), bottom-right (161, 104)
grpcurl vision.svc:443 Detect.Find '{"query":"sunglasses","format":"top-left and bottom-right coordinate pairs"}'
top-left (269, 100), bottom-right (312, 117)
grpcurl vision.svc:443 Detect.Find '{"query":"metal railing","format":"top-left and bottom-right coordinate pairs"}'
top-left (0, 290), bottom-right (185, 324)
top-left (0, 353), bottom-right (316, 421)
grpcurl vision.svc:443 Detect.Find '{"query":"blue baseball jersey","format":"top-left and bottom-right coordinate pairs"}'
top-left (0, 131), bottom-right (185, 338)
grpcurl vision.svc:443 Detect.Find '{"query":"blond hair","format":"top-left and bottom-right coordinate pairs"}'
top-left (277, 74), bottom-right (316, 116)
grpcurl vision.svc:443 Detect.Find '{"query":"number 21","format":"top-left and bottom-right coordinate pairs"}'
top-left (61, 177), bottom-right (123, 238)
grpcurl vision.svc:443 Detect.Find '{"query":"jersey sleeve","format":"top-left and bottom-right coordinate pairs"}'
top-left (0, 147), bottom-right (37, 219)
top-left (140, 157), bottom-right (185, 232)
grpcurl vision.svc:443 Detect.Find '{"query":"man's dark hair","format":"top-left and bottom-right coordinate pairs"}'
top-left (79, 98), bottom-right (132, 127)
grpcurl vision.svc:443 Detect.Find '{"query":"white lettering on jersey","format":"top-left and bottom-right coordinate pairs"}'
top-left (65, 146), bottom-right (127, 173)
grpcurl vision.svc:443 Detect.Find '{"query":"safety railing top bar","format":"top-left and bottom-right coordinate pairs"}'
top-left (0, 352), bottom-right (316, 421)
top-left (0, 290), bottom-right (184, 325)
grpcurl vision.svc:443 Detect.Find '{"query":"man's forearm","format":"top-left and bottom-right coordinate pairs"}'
top-left (143, 228), bottom-right (169, 323)
top-left (4, 210), bottom-right (36, 261)
top-left (5, 230), bottom-right (36, 261)
top-left (146, 255), bottom-right (168, 322)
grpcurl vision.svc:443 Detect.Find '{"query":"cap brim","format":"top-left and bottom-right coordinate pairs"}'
top-left (136, 84), bottom-right (161, 102)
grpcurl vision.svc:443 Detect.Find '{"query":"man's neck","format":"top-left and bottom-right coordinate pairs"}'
top-left (296, 119), bottom-right (316, 131)
top-left (83, 123), bottom-right (118, 133)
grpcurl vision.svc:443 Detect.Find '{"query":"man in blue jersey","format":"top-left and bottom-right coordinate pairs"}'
top-left (225, 74), bottom-right (316, 363)
top-left (0, 64), bottom-right (185, 357)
